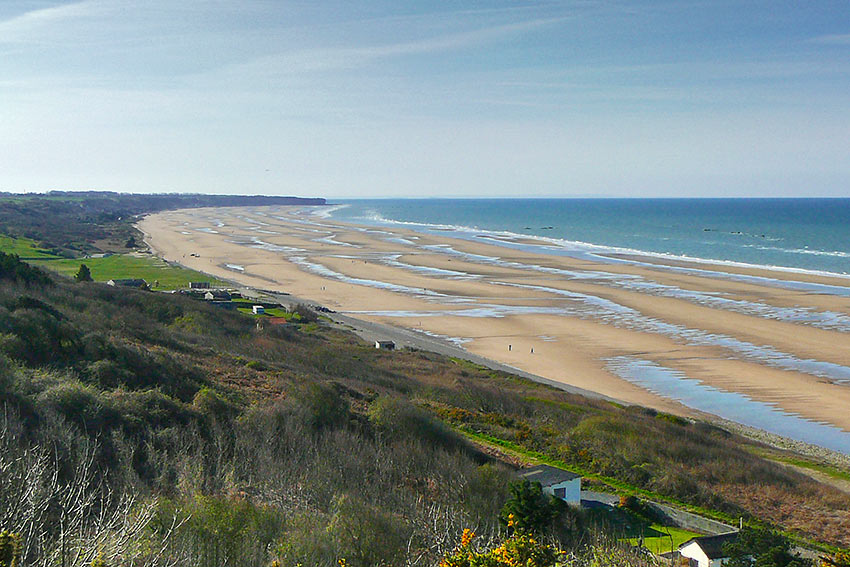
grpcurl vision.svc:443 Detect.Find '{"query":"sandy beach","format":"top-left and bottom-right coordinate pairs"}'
top-left (138, 206), bottom-right (850, 441)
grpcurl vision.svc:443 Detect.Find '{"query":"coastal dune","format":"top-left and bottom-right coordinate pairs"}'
top-left (139, 206), bottom-right (850, 449)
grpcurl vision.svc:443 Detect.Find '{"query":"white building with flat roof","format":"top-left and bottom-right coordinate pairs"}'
top-left (518, 464), bottom-right (581, 504)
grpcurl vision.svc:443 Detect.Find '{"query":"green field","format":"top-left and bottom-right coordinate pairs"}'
top-left (0, 235), bottom-right (62, 259)
top-left (626, 524), bottom-right (700, 555)
top-left (237, 306), bottom-right (299, 319)
top-left (30, 254), bottom-right (228, 290)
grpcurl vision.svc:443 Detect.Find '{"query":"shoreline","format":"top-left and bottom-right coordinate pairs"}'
top-left (327, 202), bottom-right (850, 283)
top-left (137, 205), bottom-right (850, 454)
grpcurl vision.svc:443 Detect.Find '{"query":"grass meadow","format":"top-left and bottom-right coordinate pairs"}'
top-left (30, 253), bottom-right (228, 290)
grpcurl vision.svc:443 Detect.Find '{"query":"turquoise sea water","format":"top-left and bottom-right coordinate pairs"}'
top-left (328, 198), bottom-right (850, 276)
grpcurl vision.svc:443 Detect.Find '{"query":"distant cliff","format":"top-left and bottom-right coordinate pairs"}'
top-left (0, 191), bottom-right (326, 255)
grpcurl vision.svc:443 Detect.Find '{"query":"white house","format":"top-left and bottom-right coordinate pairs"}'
top-left (107, 279), bottom-right (147, 289)
top-left (678, 532), bottom-right (738, 567)
top-left (518, 464), bottom-right (581, 505)
top-left (205, 290), bottom-right (232, 301)
top-left (375, 340), bottom-right (396, 350)
top-left (252, 305), bottom-right (265, 315)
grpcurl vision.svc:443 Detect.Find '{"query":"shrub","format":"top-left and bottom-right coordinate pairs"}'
top-left (500, 480), bottom-right (564, 536)
top-left (292, 382), bottom-right (350, 431)
top-left (440, 528), bottom-right (561, 567)
top-left (0, 531), bottom-right (21, 567)
top-left (328, 494), bottom-right (409, 567)
top-left (292, 303), bottom-right (318, 323)
top-left (75, 264), bottom-right (93, 282)
top-left (193, 387), bottom-right (237, 424)
top-left (0, 252), bottom-right (52, 286)
top-left (368, 396), bottom-right (463, 452)
top-left (36, 380), bottom-right (116, 431)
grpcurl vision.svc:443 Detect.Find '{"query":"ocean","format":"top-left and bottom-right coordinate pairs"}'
top-left (328, 198), bottom-right (850, 277)
top-left (320, 198), bottom-right (850, 451)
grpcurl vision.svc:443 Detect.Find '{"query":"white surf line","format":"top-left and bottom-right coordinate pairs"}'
top-left (614, 277), bottom-right (850, 333)
top-left (495, 281), bottom-right (850, 385)
top-left (312, 235), bottom-right (360, 247)
top-left (379, 254), bottom-right (480, 280)
top-left (384, 236), bottom-right (419, 246)
top-left (411, 328), bottom-right (472, 347)
top-left (592, 252), bottom-right (850, 296)
top-left (382, 213), bottom-right (850, 293)
top-left (288, 256), bottom-right (473, 303)
top-left (307, 204), bottom-right (350, 219)
top-left (244, 238), bottom-right (305, 253)
top-left (348, 304), bottom-right (583, 318)
top-left (421, 244), bottom-right (850, 333)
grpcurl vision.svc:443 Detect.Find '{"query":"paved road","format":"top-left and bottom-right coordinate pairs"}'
top-left (244, 287), bottom-right (618, 403)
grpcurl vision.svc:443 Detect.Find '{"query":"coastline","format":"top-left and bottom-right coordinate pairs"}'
top-left (137, 205), bottom-right (850, 453)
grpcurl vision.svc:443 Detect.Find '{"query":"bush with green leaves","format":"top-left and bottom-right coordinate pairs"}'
top-left (75, 263), bottom-right (93, 282)
top-left (500, 480), bottom-right (564, 536)
top-left (0, 531), bottom-right (21, 567)
top-left (723, 528), bottom-right (812, 567)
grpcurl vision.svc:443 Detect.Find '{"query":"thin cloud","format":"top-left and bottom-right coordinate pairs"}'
top-left (216, 17), bottom-right (567, 76)
top-left (0, 0), bottom-right (98, 43)
top-left (809, 33), bottom-right (850, 45)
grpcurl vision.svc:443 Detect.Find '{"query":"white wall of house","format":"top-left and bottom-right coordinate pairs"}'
top-left (680, 542), bottom-right (709, 567)
top-left (541, 477), bottom-right (581, 504)
top-left (679, 541), bottom-right (728, 567)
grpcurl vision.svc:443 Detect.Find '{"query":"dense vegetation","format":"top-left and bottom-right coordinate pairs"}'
top-left (0, 248), bottom-right (846, 565)
top-left (0, 191), bottom-right (325, 257)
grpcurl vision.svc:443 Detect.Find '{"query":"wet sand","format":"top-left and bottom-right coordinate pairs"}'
top-left (138, 206), bottom-right (850, 443)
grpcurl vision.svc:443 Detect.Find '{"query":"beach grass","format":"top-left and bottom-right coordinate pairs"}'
top-left (749, 448), bottom-right (850, 482)
top-left (30, 254), bottom-right (228, 290)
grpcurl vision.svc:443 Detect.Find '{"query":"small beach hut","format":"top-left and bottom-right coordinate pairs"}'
top-left (107, 279), bottom-right (147, 289)
top-left (678, 532), bottom-right (739, 567)
top-left (518, 464), bottom-right (581, 504)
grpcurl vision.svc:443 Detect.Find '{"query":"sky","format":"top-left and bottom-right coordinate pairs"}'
top-left (1, 1), bottom-right (849, 198)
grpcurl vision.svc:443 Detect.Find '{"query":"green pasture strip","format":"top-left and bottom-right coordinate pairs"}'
top-left (625, 524), bottom-right (700, 554)
top-left (31, 254), bottom-right (227, 290)
top-left (0, 235), bottom-right (62, 259)
top-left (749, 448), bottom-right (850, 482)
top-left (454, 427), bottom-right (706, 513)
top-left (453, 427), bottom-right (842, 554)
top-left (237, 307), bottom-right (297, 319)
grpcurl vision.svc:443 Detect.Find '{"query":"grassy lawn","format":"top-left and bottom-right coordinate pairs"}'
top-left (0, 235), bottom-right (62, 259)
top-left (30, 254), bottom-right (228, 290)
top-left (237, 307), bottom-right (299, 319)
top-left (625, 524), bottom-right (700, 555)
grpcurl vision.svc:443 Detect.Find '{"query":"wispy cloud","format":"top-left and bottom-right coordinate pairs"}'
top-left (218, 17), bottom-right (566, 76)
top-left (0, 0), bottom-right (98, 43)
top-left (809, 33), bottom-right (850, 45)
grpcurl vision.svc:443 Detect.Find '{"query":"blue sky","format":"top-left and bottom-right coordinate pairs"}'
top-left (1, 1), bottom-right (849, 198)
